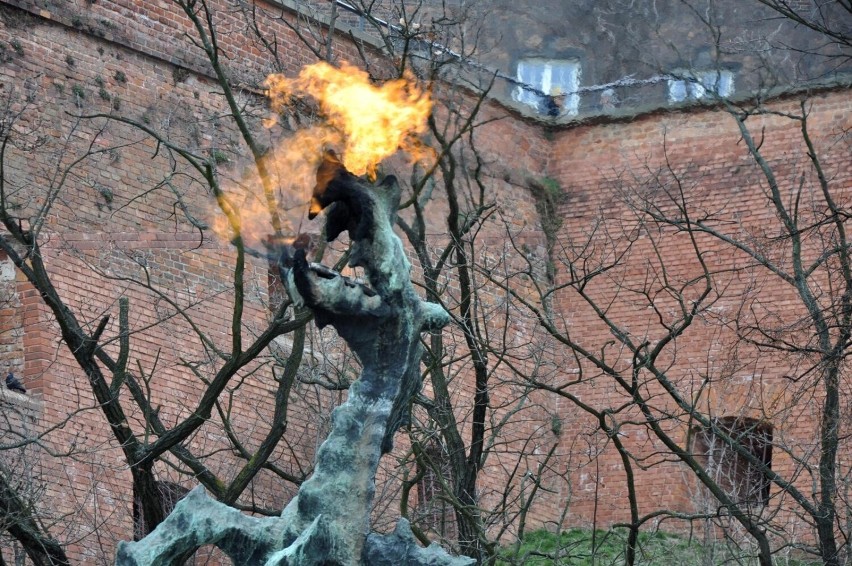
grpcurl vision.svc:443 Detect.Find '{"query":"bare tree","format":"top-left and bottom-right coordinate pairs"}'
top-left (10, 1), bottom-right (847, 564)
top-left (0, 1), bottom-right (328, 561)
top-left (472, 3), bottom-right (852, 565)
top-left (494, 49), bottom-right (851, 566)
top-left (756, 0), bottom-right (852, 58)
top-left (241, 1), bottom-right (572, 562)
top-left (0, 0), bottom-right (560, 563)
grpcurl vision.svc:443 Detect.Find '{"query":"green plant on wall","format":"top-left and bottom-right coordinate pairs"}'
top-left (209, 148), bottom-right (230, 165)
top-left (71, 84), bottom-right (86, 108)
top-left (172, 66), bottom-right (190, 84)
top-left (528, 176), bottom-right (564, 282)
top-left (94, 184), bottom-right (114, 212)
top-left (529, 177), bottom-right (563, 237)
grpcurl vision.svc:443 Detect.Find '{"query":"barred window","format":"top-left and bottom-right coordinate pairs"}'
top-left (690, 417), bottom-right (772, 507)
top-left (513, 59), bottom-right (581, 116)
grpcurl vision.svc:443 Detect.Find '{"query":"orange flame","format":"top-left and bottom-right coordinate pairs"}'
top-left (264, 62), bottom-right (432, 179)
top-left (208, 63), bottom-right (432, 249)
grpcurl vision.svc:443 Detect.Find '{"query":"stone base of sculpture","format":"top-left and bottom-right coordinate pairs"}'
top-left (116, 487), bottom-right (471, 565)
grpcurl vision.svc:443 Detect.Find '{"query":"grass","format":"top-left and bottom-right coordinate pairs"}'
top-left (498, 528), bottom-right (700, 565)
top-left (496, 528), bottom-right (822, 565)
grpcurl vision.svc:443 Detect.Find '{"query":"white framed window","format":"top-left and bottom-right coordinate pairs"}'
top-left (668, 69), bottom-right (734, 103)
top-left (513, 59), bottom-right (581, 116)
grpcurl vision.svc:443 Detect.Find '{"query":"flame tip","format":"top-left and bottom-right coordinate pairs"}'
top-left (264, 61), bottom-right (433, 176)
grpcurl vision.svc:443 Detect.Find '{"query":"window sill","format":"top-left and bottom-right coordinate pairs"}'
top-left (0, 387), bottom-right (43, 413)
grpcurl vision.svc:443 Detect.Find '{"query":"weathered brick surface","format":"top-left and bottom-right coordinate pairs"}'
top-left (0, 1), bottom-right (544, 560)
top-left (0, 3), bottom-right (341, 562)
top-left (0, 0), bottom-right (849, 562)
top-left (545, 92), bottom-right (852, 536)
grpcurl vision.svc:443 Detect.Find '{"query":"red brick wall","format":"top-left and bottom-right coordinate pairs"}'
top-left (1, 0), bottom-right (848, 561)
top-left (0, 3), bottom-right (341, 561)
top-left (545, 91), bottom-right (852, 537)
top-left (0, 0), bottom-right (554, 561)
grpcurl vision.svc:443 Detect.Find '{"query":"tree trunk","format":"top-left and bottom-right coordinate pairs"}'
top-left (0, 473), bottom-right (69, 566)
top-left (131, 464), bottom-right (166, 540)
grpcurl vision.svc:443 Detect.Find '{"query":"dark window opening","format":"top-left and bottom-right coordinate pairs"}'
top-left (690, 417), bottom-right (773, 507)
top-left (133, 481), bottom-right (189, 540)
